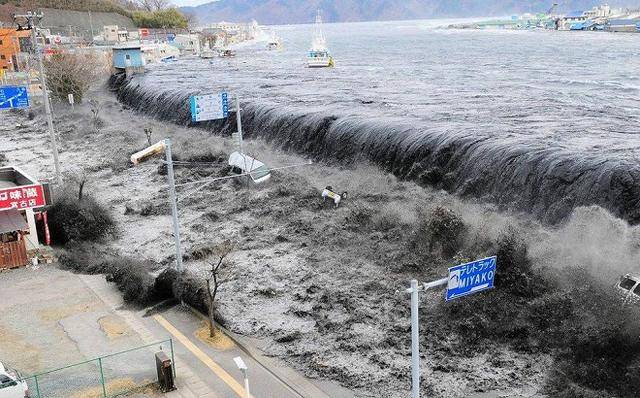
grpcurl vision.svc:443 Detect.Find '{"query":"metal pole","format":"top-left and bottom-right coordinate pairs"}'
top-left (164, 139), bottom-right (183, 273)
top-left (29, 13), bottom-right (62, 185)
top-left (98, 357), bottom-right (107, 398)
top-left (235, 95), bottom-right (243, 154)
top-left (410, 279), bottom-right (420, 398)
top-left (242, 369), bottom-right (250, 398)
top-left (169, 338), bottom-right (176, 379)
top-left (34, 374), bottom-right (40, 398)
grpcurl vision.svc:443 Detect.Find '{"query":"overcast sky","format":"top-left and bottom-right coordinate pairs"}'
top-left (171, 0), bottom-right (212, 6)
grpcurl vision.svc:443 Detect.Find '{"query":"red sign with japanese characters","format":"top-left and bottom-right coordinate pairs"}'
top-left (0, 184), bottom-right (46, 210)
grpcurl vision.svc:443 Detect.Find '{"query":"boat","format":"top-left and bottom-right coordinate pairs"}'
top-left (267, 31), bottom-right (282, 50)
top-left (307, 10), bottom-right (334, 68)
top-left (218, 49), bottom-right (236, 58)
top-left (200, 43), bottom-right (216, 59)
top-left (214, 36), bottom-right (236, 58)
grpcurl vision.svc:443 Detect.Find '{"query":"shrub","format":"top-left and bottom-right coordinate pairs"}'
top-left (106, 258), bottom-right (157, 305)
top-left (47, 190), bottom-right (115, 245)
top-left (43, 52), bottom-right (107, 103)
top-left (414, 206), bottom-right (466, 257)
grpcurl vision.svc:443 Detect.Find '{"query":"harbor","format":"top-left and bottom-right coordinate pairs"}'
top-left (447, 3), bottom-right (640, 32)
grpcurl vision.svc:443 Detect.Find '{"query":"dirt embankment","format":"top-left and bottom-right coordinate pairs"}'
top-left (3, 88), bottom-right (640, 398)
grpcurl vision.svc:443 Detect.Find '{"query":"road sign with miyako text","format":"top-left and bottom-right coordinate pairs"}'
top-left (0, 184), bottom-right (46, 210)
top-left (446, 256), bottom-right (497, 301)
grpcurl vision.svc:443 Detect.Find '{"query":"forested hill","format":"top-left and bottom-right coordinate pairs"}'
top-left (0, 0), bottom-right (134, 15)
top-left (182, 0), bottom-right (640, 25)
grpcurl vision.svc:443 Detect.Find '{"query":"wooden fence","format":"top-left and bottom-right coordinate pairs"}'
top-left (0, 240), bottom-right (28, 270)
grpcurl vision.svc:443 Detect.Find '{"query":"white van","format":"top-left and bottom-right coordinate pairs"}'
top-left (615, 274), bottom-right (640, 304)
top-left (0, 362), bottom-right (29, 398)
top-left (228, 152), bottom-right (271, 184)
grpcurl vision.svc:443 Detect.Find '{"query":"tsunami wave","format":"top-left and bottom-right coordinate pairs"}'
top-left (110, 73), bottom-right (640, 225)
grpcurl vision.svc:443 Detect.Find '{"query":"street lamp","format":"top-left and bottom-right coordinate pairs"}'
top-left (233, 356), bottom-right (250, 398)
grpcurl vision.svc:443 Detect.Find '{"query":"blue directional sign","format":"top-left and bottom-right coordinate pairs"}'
top-left (446, 256), bottom-right (497, 301)
top-left (0, 86), bottom-right (30, 110)
top-left (189, 92), bottom-right (229, 122)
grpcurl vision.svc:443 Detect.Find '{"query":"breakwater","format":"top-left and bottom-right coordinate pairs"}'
top-left (111, 72), bottom-right (640, 225)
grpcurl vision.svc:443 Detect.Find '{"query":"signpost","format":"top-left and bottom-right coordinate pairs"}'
top-left (189, 92), bottom-right (229, 122)
top-left (446, 256), bottom-right (497, 301)
top-left (405, 256), bottom-right (497, 398)
top-left (0, 184), bottom-right (46, 210)
top-left (0, 86), bottom-right (30, 109)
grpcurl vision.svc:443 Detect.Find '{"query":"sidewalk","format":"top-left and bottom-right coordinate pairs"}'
top-left (78, 274), bottom-right (217, 398)
top-left (79, 273), bottom-right (348, 398)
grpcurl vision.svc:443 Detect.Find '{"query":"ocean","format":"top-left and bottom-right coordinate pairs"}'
top-left (114, 19), bottom-right (640, 224)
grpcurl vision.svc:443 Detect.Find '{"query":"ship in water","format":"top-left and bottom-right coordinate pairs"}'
top-left (267, 31), bottom-right (283, 50)
top-left (214, 35), bottom-right (236, 58)
top-left (307, 10), bottom-right (334, 68)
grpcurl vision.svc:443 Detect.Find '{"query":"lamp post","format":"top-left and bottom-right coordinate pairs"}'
top-left (130, 139), bottom-right (183, 273)
top-left (233, 356), bottom-right (250, 398)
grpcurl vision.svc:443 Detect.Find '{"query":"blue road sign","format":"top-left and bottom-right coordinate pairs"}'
top-left (446, 256), bottom-right (497, 301)
top-left (189, 92), bottom-right (229, 122)
top-left (0, 86), bottom-right (30, 110)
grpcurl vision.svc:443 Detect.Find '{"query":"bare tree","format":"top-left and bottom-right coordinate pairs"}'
top-left (66, 167), bottom-right (88, 201)
top-left (136, 0), bottom-right (171, 11)
top-left (144, 127), bottom-right (153, 146)
top-left (205, 240), bottom-right (233, 338)
top-left (88, 99), bottom-right (103, 132)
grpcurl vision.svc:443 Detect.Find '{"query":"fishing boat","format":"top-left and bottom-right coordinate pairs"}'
top-left (200, 43), bottom-right (216, 59)
top-left (307, 10), bottom-right (334, 68)
top-left (214, 36), bottom-right (236, 58)
top-left (267, 31), bottom-right (282, 50)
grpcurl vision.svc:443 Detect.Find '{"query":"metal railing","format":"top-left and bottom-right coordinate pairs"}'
top-left (20, 339), bottom-right (174, 398)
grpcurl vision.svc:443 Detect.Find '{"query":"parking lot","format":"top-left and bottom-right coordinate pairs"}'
top-left (0, 266), bottom-right (161, 397)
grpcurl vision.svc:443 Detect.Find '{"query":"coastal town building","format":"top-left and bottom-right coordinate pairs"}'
top-left (112, 44), bottom-right (145, 75)
top-left (0, 28), bottom-right (31, 71)
top-left (0, 166), bottom-right (50, 269)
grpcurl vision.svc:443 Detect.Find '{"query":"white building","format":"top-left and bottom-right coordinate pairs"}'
top-left (141, 42), bottom-right (181, 64)
top-left (584, 4), bottom-right (612, 18)
top-left (172, 33), bottom-right (202, 56)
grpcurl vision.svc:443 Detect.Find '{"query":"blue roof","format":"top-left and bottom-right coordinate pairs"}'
top-left (570, 22), bottom-right (584, 30)
top-left (566, 10), bottom-right (584, 18)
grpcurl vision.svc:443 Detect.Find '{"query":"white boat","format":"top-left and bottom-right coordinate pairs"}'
top-left (307, 10), bottom-right (334, 68)
top-left (214, 36), bottom-right (236, 58)
top-left (200, 43), bottom-right (216, 59)
top-left (267, 31), bottom-right (282, 50)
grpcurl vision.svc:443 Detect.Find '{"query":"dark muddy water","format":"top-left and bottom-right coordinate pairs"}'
top-left (116, 20), bottom-right (640, 223)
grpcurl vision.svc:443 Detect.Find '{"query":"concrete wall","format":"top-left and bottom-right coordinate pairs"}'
top-left (41, 8), bottom-right (135, 39)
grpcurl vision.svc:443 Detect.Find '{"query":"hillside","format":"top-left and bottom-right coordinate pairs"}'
top-left (182, 0), bottom-right (640, 24)
top-left (0, 0), bottom-right (135, 15)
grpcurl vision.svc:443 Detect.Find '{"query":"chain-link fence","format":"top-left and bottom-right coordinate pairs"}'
top-left (20, 339), bottom-right (174, 398)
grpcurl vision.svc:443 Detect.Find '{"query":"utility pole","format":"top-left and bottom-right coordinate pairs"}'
top-left (164, 139), bottom-right (183, 273)
top-left (15, 11), bottom-right (62, 185)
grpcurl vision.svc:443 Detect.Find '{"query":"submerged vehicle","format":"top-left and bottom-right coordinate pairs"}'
top-left (307, 10), bottom-right (334, 68)
top-left (615, 273), bottom-right (640, 304)
top-left (228, 152), bottom-right (271, 184)
top-left (0, 362), bottom-right (29, 398)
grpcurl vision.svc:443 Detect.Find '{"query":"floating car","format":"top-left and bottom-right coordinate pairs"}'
top-left (615, 273), bottom-right (640, 304)
top-left (228, 152), bottom-right (271, 184)
top-left (0, 361), bottom-right (29, 398)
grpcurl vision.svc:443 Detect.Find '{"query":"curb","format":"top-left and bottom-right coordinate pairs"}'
top-left (186, 306), bottom-right (332, 398)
